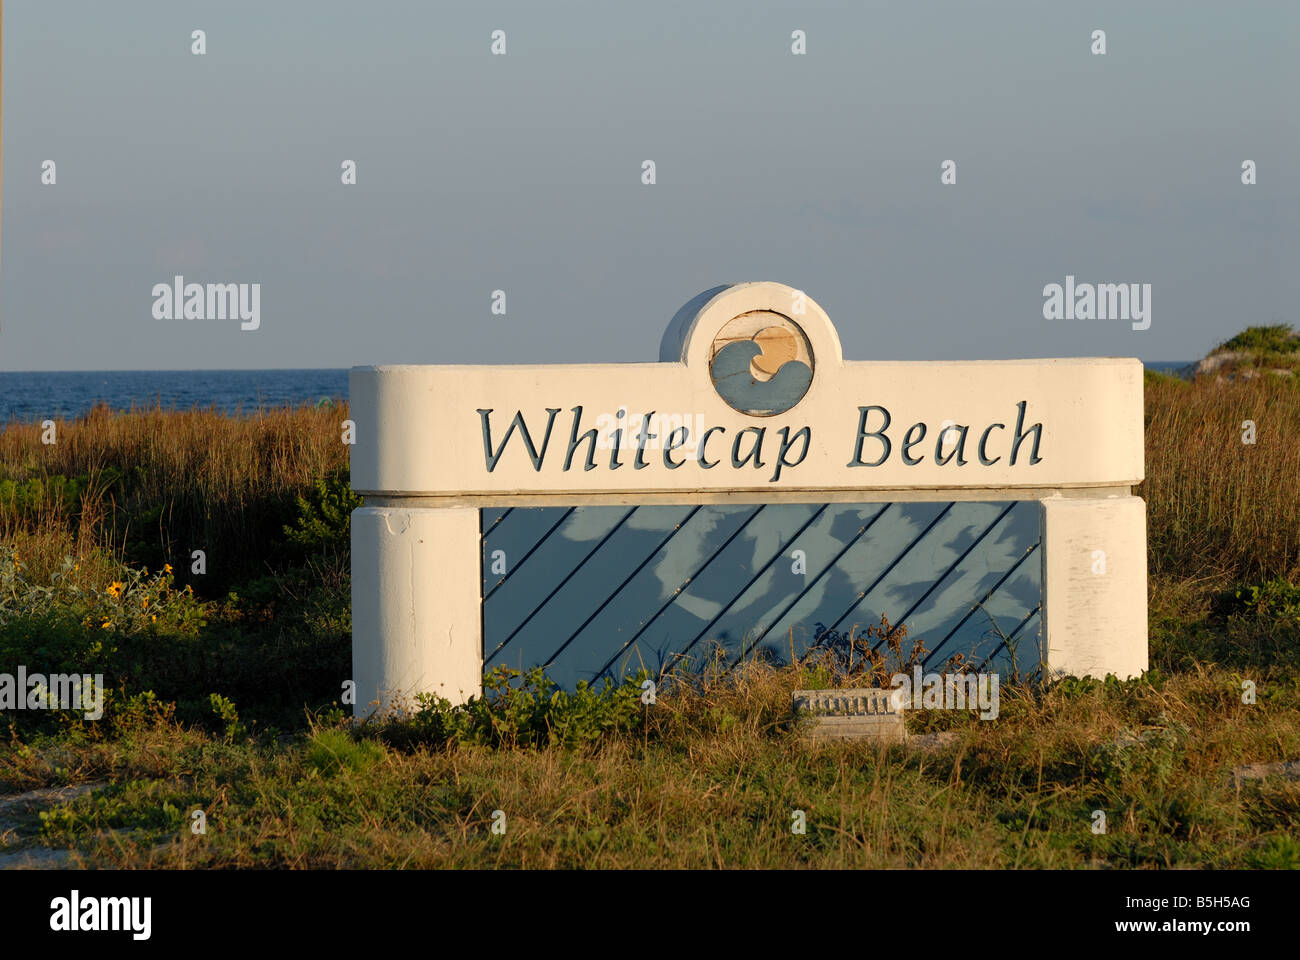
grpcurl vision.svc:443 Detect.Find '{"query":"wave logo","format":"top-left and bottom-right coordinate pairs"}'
top-left (708, 311), bottom-right (814, 416)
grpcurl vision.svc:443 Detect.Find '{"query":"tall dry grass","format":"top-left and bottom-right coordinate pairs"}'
top-left (1139, 374), bottom-right (1300, 583)
top-left (0, 402), bottom-right (349, 588)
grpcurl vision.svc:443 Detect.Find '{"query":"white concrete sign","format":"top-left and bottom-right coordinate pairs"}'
top-left (350, 282), bottom-right (1148, 716)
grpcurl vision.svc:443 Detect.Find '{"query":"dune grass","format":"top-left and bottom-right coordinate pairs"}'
top-left (5, 662), bottom-right (1298, 869)
top-left (1140, 373), bottom-right (1300, 584)
top-left (0, 401), bottom-right (348, 593)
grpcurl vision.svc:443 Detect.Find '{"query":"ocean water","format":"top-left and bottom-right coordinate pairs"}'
top-left (0, 363), bottom-right (1191, 425)
top-left (1145, 361), bottom-right (1193, 376)
top-left (0, 369), bottom-right (349, 424)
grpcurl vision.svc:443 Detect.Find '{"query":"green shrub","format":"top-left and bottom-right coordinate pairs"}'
top-left (283, 469), bottom-right (364, 556)
top-left (1217, 324), bottom-right (1299, 356)
top-left (306, 727), bottom-right (387, 776)
top-left (382, 665), bottom-right (648, 749)
top-left (0, 553), bottom-right (203, 638)
top-left (209, 693), bottom-right (247, 742)
top-left (110, 690), bottom-right (177, 737)
top-left (1092, 716), bottom-right (1190, 787)
top-left (1143, 368), bottom-right (1188, 389)
top-left (0, 474), bottom-right (88, 520)
top-left (1244, 834), bottom-right (1300, 869)
top-left (1230, 578), bottom-right (1300, 624)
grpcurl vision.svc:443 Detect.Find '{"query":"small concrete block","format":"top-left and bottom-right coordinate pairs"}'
top-left (793, 688), bottom-right (906, 743)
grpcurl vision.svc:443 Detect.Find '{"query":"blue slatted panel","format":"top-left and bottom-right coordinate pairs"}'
top-left (482, 502), bottom-right (1041, 688)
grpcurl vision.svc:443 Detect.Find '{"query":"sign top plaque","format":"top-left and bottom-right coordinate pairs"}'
top-left (350, 282), bottom-right (1143, 500)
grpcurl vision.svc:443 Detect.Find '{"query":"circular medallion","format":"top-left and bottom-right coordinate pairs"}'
top-left (708, 311), bottom-right (814, 416)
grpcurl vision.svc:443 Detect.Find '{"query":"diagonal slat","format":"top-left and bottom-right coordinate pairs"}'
top-left (485, 506), bottom-right (637, 665)
top-left (590, 504), bottom-right (769, 679)
top-left (861, 501), bottom-right (1019, 651)
top-left (921, 540), bottom-right (1039, 668)
top-left (483, 506), bottom-right (576, 601)
top-left (802, 503), bottom-right (955, 653)
top-left (971, 604), bottom-right (1042, 673)
top-left (717, 502), bottom-right (894, 666)
top-left (542, 505), bottom-right (705, 670)
top-left (601, 503), bottom-right (831, 680)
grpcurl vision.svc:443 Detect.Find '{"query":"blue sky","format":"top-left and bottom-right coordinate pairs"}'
top-left (2, 0), bottom-right (1296, 370)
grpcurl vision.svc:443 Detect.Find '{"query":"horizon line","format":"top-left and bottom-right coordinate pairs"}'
top-left (2, 359), bottom-right (1199, 375)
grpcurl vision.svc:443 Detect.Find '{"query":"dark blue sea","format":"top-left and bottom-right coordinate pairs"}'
top-left (0, 369), bottom-right (349, 424)
top-left (0, 363), bottom-right (1191, 425)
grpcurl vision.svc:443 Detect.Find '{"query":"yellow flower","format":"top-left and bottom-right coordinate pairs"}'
top-left (106, 581), bottom-right (124, 599)
top-left (163, 564), bottom-right (173, 574)
top-left (151, 615), bottom-right (157, 623)
top-left (100, 618), bottom-right (112, 630)
top-left (142, 597), bottom-right (149, 609)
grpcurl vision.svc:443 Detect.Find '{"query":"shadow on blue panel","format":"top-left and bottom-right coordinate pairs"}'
top-left (481, 502), bottom-right (1043, 689)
